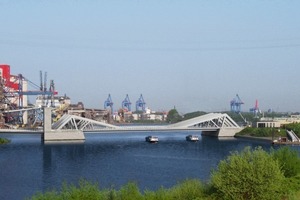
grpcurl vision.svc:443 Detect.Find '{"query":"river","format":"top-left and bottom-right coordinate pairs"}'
top-left (0, 131), bottom-right (299, 200)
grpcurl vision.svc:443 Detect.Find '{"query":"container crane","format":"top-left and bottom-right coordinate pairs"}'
top-left (122, 94), bottom-right (131, 111)
top-left (230, 94), bottom-right (244, 113)
top-left (136, 94), bottom-right (146, 112)
top-left (104, 94), bottom-right (113, 113)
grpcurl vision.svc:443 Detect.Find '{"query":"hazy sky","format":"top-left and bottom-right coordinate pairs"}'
top-left (0, 0), bottom-right (299, 113)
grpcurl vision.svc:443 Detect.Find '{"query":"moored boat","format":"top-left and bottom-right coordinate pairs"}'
top-left (186, 135), bottom-right (199, 142)
top-left (145, 136), bottom-right (159, 143)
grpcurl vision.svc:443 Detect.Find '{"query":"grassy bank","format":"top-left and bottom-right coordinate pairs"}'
top-left (237, 123), bottom-right (300, 139)
top-left (28, 146), bottom-right (300, 200)
top-left (236, 127), bottom-right (286, 138)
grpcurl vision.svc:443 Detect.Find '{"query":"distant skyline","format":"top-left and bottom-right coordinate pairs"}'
top-left (1, 1), bottom-right (300, 113)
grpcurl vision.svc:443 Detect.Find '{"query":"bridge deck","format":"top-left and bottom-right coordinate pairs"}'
top-left (0, 112), bottom-right (242, 137)
top-left (51, 112), bottom-right (241, 136)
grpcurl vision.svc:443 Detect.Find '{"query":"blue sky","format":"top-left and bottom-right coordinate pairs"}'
top-left (0, 0), bottom-right (299, 113)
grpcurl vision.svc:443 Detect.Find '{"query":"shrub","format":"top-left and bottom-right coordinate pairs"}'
top-left (28, 179), bottom-right (104, 200)
top-left (144, 187), bottom-right (172, 200)
top-left (29, 190), bottom-right (60, 200)
top-left (282, 174), bottom-right (300, 196)
top-left (118, 182), bottom-right (143, 200)
top-left (210, 146), bottom-right (285, 200)
top-left (169, 179), bottom-right (205, 200)
top-left (0, 137), bottom-right (10, 144)
top-left (272, 147), bottom-right (300, 178)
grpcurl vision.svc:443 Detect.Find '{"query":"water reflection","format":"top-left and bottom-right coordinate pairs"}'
top-left (0, 132), bottom-right (299, 200)
top-left (42, 142), bottom-right (86, 191)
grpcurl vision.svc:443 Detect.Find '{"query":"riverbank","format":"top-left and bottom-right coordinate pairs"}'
top-left (234, 135), bottom-right (272, 143)
top-left (235, 134), bottom-right (300, 145)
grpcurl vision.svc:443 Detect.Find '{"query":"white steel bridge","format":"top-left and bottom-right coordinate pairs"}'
top-left (51, 112), bottom-right (243, 137)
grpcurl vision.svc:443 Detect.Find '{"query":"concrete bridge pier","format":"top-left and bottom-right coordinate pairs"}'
top-left (202, 127), bottom-right (243, 137)
top-left (217, 127), bottom-right (243, 137)
top-left (42, 107), bottom-right (85, 142)
top-left (201, 130), bottom-right (219, 137)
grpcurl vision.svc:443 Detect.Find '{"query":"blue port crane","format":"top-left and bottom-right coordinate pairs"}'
top-left (104, 94), bottom-right (114, 113)
top-left (230, 94), bottom-right (244, 113)
top-left (136, 94), bottom-right (146, 112)
top-left (122, 94), bottom-right (131, 111)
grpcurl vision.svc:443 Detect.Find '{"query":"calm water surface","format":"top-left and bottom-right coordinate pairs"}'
top-left (0, 131), bottom-right (299, 200)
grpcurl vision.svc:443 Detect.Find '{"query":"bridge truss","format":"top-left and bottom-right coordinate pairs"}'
top-left (52, 114), bottom-right (119, 131)
top-left (168, 113), bottom-right (240, 129)
top-left (52, 112), bottom-right (242, 136)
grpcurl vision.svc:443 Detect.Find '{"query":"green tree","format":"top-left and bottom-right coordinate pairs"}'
top-left (166, 108), bottom-right (182, 123)
top-left (272, 147), bottom-right (300, 178)
top-left (211, 147), bottom-right (285, 200)
top-left (183, 111), bottom-right (206, 120)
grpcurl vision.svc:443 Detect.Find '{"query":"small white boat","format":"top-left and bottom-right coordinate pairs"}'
top-left (186, 135), bottom-right (199, 142)
top-left (145, 136), bottom-right (159, 143)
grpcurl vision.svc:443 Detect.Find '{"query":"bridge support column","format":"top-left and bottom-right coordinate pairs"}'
top-left (43, 107), bottom-right (85, 142)
top-left (202, 128), bottom-right (243, 137)
top-left (201, 130), bottom-right (219, 137)
top-left (217, 127), bottom-right (243, 137)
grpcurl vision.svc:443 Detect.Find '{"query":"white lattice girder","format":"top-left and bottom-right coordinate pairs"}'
top-left (168, 113), bottom-right (240, 129)
top-left (52, 113), bottom-right (240, 132)
top-left (52, 114), bottom-right (119, 131)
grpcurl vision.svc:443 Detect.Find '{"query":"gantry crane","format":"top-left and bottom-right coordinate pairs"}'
top-left (104, 94), bottom-right (113, 113)
top-left (122, 94), bottom-right (131, 111)
top-left (136, 94), bottom-right (146, 112)
top-left (230, 94), bottom-right (244, 113)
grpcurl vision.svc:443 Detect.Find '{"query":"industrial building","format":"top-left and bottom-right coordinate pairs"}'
top-left (256, 115), bottom-right (300, 128)
top-left (0, 64), bottom-right (111, 127)
top-left (1, 65), bottom-right (167, 127)
top-left (0, 64), bottom-right (28, 110)
top-left (35, 94), bottom-right (71, 108)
